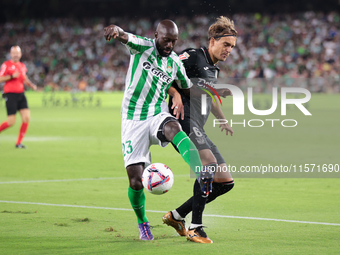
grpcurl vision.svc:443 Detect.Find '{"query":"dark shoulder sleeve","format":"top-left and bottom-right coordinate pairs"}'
top-left (178, 49), bottom-right (198, 78)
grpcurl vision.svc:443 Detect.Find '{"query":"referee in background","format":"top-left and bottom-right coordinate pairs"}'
top-left (0, 46), bottom-right (37, 148)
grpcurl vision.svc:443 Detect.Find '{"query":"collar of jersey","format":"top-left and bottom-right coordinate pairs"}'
top-left (201, 47), bottom-right (215, 66)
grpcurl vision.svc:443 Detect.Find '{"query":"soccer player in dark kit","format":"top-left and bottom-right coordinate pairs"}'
top-left (163, 16), bottom-right (237, 243)
top-left (0, 46), bottom-right (37, 148)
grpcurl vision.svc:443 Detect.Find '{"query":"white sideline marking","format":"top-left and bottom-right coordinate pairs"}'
top-left (0, 175), bottom-right (188, 184)
top-left (0, 135), bottom-right (71, 142)
top-left (0, 200), bottom-right (339, 226)
top-left (0, 177), bottom-right (125, 184)
top-left (0, 135), bottom-right (103, 142)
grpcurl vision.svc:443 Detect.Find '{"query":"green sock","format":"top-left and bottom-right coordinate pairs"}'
top-left (172, 131), bottom-right (202, 178)
top-left (128, 186), bottom-right (149, 224)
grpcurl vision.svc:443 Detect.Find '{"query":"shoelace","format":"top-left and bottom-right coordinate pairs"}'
top-left (141, 223), bottom-right (152, 239)
top-left (193, 226), bottom-right (208, 238)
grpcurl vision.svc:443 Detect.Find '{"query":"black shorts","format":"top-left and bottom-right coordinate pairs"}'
top-left (2, 93), bottom-right (29, 115)
top-left (174, 117), bottom-right (226, 165)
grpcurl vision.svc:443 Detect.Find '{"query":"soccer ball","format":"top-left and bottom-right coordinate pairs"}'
top-left (142, 163), bottom-right (174, 195)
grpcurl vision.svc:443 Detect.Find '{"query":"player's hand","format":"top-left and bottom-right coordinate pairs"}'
top-left (171, 94), bottom-right (184, 120)
top-left (31, 84), bottom-right (37, 91)
top-left (220, 123), bottom-right (233, 136)
top-left (198, 167), bottom-right (214, 197)
top-left (12, 72), bottom-right (20, 78)
top-left (219, 89), bottom-right (232, 98)
top-left (104, 25), bottom-right (120, 41)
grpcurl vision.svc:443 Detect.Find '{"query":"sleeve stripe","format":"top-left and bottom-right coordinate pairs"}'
top-left (174, 60), bottom-right (191, 89)
top-left (124, 33), bottom-right (154, 54)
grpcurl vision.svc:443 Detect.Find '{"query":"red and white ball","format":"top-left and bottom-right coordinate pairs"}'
top-left (142, 163), bottom-right (174, 195)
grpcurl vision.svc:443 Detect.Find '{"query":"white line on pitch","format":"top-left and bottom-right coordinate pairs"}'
top-left (0, 175), bottom-right (189, 184)
top-left (0, 177), bottom-right (124, 184)
top-left (0, 200), bottom-right (339, 226)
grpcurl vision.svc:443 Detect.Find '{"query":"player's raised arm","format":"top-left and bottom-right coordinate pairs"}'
top-left (104, 25), bottom-right (128, 44)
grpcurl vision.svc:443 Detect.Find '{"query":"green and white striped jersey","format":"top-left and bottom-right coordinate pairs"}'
top-left (121, 33), bottom-right (192, 120)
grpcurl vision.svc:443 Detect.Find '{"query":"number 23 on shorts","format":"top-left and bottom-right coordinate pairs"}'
top-left (122, 140), bottom-right (133, 156)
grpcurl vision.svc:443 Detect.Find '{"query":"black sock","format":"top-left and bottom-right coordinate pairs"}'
top-left (175, 196), bottom-right (193, 219)
top-left (206, 180), bottom-right (235, 204)
top-left (175, 179), bottom-right (206, 222)
top-left (176, 180), bottom-right (235, 219)
top-left (191, 179), bottom-right (207, 225)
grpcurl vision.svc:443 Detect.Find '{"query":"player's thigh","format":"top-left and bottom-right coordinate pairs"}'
top-left (7, 114), bottom-right (16, 126)
top-left (18, 93), bottom-right (29, 112)
top-left (214, 163), bottom-right (233, 182)
top-left (150, 112), bottom-right (177, 146)
top-left (19, 108), bottom-right (30, 123)
top-left (121, 118), bottom-right (152, 168)
top-left (188, 122), bottom-right (213, 164)
top-left (198, 149), bottom-right (217, 166)
top-left (206, 137), bottom-right (225, 166)
top-left (205, 136), bottom-right (233, 182)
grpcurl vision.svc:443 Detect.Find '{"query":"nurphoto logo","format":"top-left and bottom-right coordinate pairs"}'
top-left (200, 84), bottom-right (312, 128)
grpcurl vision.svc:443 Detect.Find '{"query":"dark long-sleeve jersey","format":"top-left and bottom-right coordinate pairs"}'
top-left (169, 47), bottom-right (219, 128)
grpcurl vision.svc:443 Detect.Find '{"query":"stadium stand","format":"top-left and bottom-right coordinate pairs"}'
top-left (0, 12), bottom-right (339, 91)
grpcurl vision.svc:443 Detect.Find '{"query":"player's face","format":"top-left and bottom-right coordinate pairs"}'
top-left (155, 32), bottom-right (178, 57)
top-left (10, 47), bottom-right (22, 63)
top-left (210, 36), bottom-right (236, 63)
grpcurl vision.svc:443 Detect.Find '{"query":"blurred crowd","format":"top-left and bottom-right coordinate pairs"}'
top-left (0, 11), bottom-right (339, 92)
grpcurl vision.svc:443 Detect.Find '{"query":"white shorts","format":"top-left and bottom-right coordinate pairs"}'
top-left (121, 112), bottom-right (177, 168)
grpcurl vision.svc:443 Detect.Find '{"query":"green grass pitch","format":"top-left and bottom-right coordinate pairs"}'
top-left (0, 92), bottom-right (339, 254)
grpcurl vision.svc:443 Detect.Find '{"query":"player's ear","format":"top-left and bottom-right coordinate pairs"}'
top-left (154, 31), bottom-right (158, 39)
top-left (209, 37), bottom-right (215, 48)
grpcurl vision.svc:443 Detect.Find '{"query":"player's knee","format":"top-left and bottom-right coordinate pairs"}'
top-left (206, 181), bottom-right (234, 203)
top-left (22, 115), bottom-right (30, 123)
top-left (129, 177), bottom-right (143, 190)
top-left (7, 119), bottom-right (15, 126)
top-left (23, 115), bottom-right (30, 123)
top-left (126, 163), bottom-right (144, 190)
top-left (164, 121), bottom-right (182, 142)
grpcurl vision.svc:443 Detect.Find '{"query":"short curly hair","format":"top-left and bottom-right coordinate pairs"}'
top-left (208, 16), bottom-right (237, 40)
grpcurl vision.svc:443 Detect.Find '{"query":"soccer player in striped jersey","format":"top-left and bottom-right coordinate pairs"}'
top-left (0, 46), bottom-right (37, 148)
top-left (104, 20), bottom-right (212, 241)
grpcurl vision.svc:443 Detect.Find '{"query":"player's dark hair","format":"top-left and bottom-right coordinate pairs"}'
top-left (208, 16), bottom-right (237, 40)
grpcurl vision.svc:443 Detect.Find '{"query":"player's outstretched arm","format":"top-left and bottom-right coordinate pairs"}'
top-left (104, 25), bottom-right (128, 44)
top-left (211, 97), bottom-right (233, 136)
